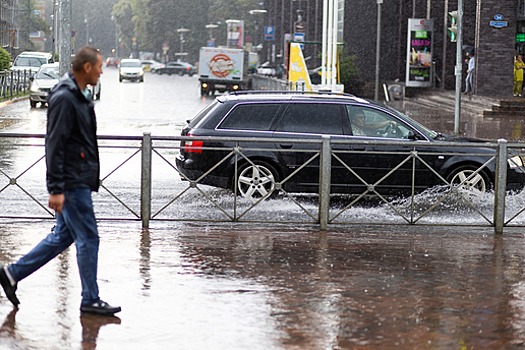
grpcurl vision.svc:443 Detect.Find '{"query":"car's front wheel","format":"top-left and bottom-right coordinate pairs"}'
top-left (235, 161), bottom-right (279, 199)
top-left (447, 165), bottom-right (491, 193)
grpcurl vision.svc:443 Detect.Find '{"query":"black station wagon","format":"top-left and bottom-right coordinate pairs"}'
top-left (175, 92), bottom-right (525, 199)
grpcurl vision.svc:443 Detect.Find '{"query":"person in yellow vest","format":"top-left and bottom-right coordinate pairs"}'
top-left (514, 54), bottom-right (525, 97)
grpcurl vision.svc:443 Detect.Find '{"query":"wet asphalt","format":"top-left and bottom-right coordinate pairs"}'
top-left (1, 220), bottom-right (525, 349)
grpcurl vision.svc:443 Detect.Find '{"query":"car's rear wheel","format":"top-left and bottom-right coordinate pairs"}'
top-left (235, 161), bottom-right (279, 199)
top-left (447, 165), bottom-right (491, 193)
top-left (30, 100), bottom-right (37, 108)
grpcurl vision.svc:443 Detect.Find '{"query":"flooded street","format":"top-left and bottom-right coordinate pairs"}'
top-left (2, 221), bottom-right (525, 349)
top-left (2, 70), bottom-right (525, 348)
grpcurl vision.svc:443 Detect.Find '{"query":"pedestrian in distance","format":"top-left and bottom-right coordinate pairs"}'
top-left (514, 54), bottom-right (525, 97)
top-left (0, 46), bottom-right (121, 316)
top-left (464, 50), bottom-right (475, 95)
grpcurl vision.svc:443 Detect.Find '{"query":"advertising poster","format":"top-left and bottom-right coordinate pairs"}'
top-left (405, 18), bottom-right (433, 87)
top-left (227, 20), bottom-right (244, 49)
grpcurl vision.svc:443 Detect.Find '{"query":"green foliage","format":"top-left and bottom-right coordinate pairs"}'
top-left (111, 0), bottom-right (262, 61)
top-left (0, 47), bottom-right (11, 71)
top-left (339, 49), bottom-right (363, 95)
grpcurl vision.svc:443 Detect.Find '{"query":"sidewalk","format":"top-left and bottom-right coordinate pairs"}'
top-left (388, 89), bottom-right (525, 140)
top-left (1, 220), bottom-right (525, 349)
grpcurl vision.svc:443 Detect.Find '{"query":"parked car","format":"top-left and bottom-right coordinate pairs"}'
top-left (106, 57), bottom-right (119, 67)
top-left (156, 61), bottom-right (195, 76)
top-left (141, 60), bottom-right (165, 73)
top-left (12, 51), bottom-right (54, 76)
top-left (176, 92), bottom-right (525, 200)
top-left (118, 58), bottom-right (144, 82)
top-left (29, 62), bottom-right (60, 108)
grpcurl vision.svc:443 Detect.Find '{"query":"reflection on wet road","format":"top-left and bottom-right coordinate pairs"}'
top-left (2, 222), bottom-right (525, 349)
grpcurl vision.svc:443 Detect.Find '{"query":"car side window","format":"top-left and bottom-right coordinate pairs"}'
top-left (219, 104), bottom-right (280, 131)
top-left (347, 106), bottom-right (410, 138)
top-left (277, 103), bottom-right (345, 135)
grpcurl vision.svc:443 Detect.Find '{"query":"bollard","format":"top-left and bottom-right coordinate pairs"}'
top-left (493, 139), bottom-right (508, 234)
top-left (319, 136), bottom-right (331, 230)
top-left (141, 132), bottom-right (152, 228)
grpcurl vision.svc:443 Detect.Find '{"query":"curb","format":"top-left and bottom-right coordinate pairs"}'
top-left (0, 96), bottom-right (28, 108)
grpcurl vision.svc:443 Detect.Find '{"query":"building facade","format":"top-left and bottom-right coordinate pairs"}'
top-left (343, 0), bottom-right (518, 98)
top-left (0, 0), bottom-right (18, 54)
top-left (266, 0), bottom-right (520, 98)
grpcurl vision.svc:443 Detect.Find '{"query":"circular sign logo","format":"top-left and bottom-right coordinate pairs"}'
top-left (208, 54), bottom-right (235, 78)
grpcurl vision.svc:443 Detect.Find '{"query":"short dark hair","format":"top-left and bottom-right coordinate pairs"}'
top-left (71, 46), bottom-right (101, 72)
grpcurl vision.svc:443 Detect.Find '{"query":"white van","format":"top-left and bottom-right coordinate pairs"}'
top-left (11, 51), bottom-right (54, 75)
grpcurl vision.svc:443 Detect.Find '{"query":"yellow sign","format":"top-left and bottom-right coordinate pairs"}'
top-left (288, 43), bottom-right (312, 91)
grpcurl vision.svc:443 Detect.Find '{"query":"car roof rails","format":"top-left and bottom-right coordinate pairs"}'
top-left (230, 90), bottom-right (356, 98)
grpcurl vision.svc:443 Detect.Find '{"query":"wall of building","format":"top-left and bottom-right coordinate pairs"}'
top-left (342, 0), bottom-right (517, 98)
top-left (475, 0), bottom-right (516, 97)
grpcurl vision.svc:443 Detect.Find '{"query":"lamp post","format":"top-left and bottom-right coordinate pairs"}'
top-left (176, 27), bottom-right (190, 60)
top-left (205, 23), bottom-right (218, 47)
top-left (111, 15), bottom-right (119, 58)
top-left (249, 9), bottom-right (267, 48)
top-left (84, 14), bottom-right (90, 45)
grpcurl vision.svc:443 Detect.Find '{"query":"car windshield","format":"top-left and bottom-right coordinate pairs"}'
top-left (120, 61), bottom-right (141, 67)
top-left (14, 57), bottom-right (47, 67)
top-left (35, 67), bottom-right (59, 79)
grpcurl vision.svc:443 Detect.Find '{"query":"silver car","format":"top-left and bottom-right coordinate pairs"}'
top-left (119, 58), bottom-right (144, 82)
top-left (29, 62), bottom-right (59, 108)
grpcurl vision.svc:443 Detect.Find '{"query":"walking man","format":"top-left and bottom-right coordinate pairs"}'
top-left (0, 46), bottom-right (121, 316)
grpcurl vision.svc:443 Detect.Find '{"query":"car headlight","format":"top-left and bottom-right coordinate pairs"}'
top-left (30, 82), bottom-right (40, 92)
top-left (508, 155), bottom-right (524, 169)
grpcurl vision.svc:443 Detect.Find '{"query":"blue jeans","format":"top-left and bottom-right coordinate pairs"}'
top-left (8, 188), bottom-right (100, 305)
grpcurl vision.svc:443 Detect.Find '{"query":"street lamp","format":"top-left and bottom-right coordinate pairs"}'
top-left (205, 23), bottom-right (218, 47)
top-left (205, 24), bottom-right (218, 39)
top-left (111, 15), bottom-right (119, 58)
top-left (249, 9), bottom-right (267, 47)
top-left (84, 15), bottom-right (90, 45)
top-left (175, 27), bottom-right (190, 60)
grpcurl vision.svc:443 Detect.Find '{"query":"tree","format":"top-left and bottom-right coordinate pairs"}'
top-left (18, 0), bottom-right (51, 51)
top-left (339, 49), bottom-right (363, 95)
top-left (112, 0), bottom-right (135, 57)
top-left (0, 47), bottom-right (12, 70)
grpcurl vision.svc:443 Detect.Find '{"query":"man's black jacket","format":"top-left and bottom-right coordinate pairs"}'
top-left (45, 73), bottom-right (100, 194)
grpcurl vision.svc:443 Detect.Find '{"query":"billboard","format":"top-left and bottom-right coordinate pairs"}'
top-left (227, 20), bottom-right (244, 49)
top-left (406, 18), bottom-right (433, 87)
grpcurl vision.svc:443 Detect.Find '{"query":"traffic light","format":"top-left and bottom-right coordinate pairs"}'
top-left (448, 10), bottom-right (458, 42)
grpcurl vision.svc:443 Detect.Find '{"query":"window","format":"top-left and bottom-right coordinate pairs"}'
top-left (219, 104), bottom-right (280, 131)
top-left (277, 103), bottom-right (344, 135)
top-left (347, 106), bottom-right (411, 138)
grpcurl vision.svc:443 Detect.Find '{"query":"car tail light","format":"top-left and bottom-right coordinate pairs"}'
top-left (186, 67), bottom-right (191, 71)
top-left (183, 134), bottom-right (203, 153)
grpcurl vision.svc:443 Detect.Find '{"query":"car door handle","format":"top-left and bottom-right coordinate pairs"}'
top-left (279, 144), bottom-right (293, 149)
top-left (351, 146), bottom-right (365, 151)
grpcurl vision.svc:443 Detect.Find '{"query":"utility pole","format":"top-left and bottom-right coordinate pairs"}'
top-left (58, 0), bottom-right (71, 77)
top-left (453, 0), bottom-right (463, 134)
top-left (374, 0), bottom-right (383, 101)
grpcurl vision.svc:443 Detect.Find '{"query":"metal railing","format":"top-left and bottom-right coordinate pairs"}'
top-left (1, 132), bottom-right (525, 233)
top-left (0, 69), bottom-right (31, 99)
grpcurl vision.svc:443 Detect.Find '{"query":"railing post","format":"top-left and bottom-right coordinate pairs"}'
top-left (319, 136), bottom-right (331, 230)
top-left (141, 132), bottom-right (152, 228)
top-left (494, 139), bottom-right (508, 234)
